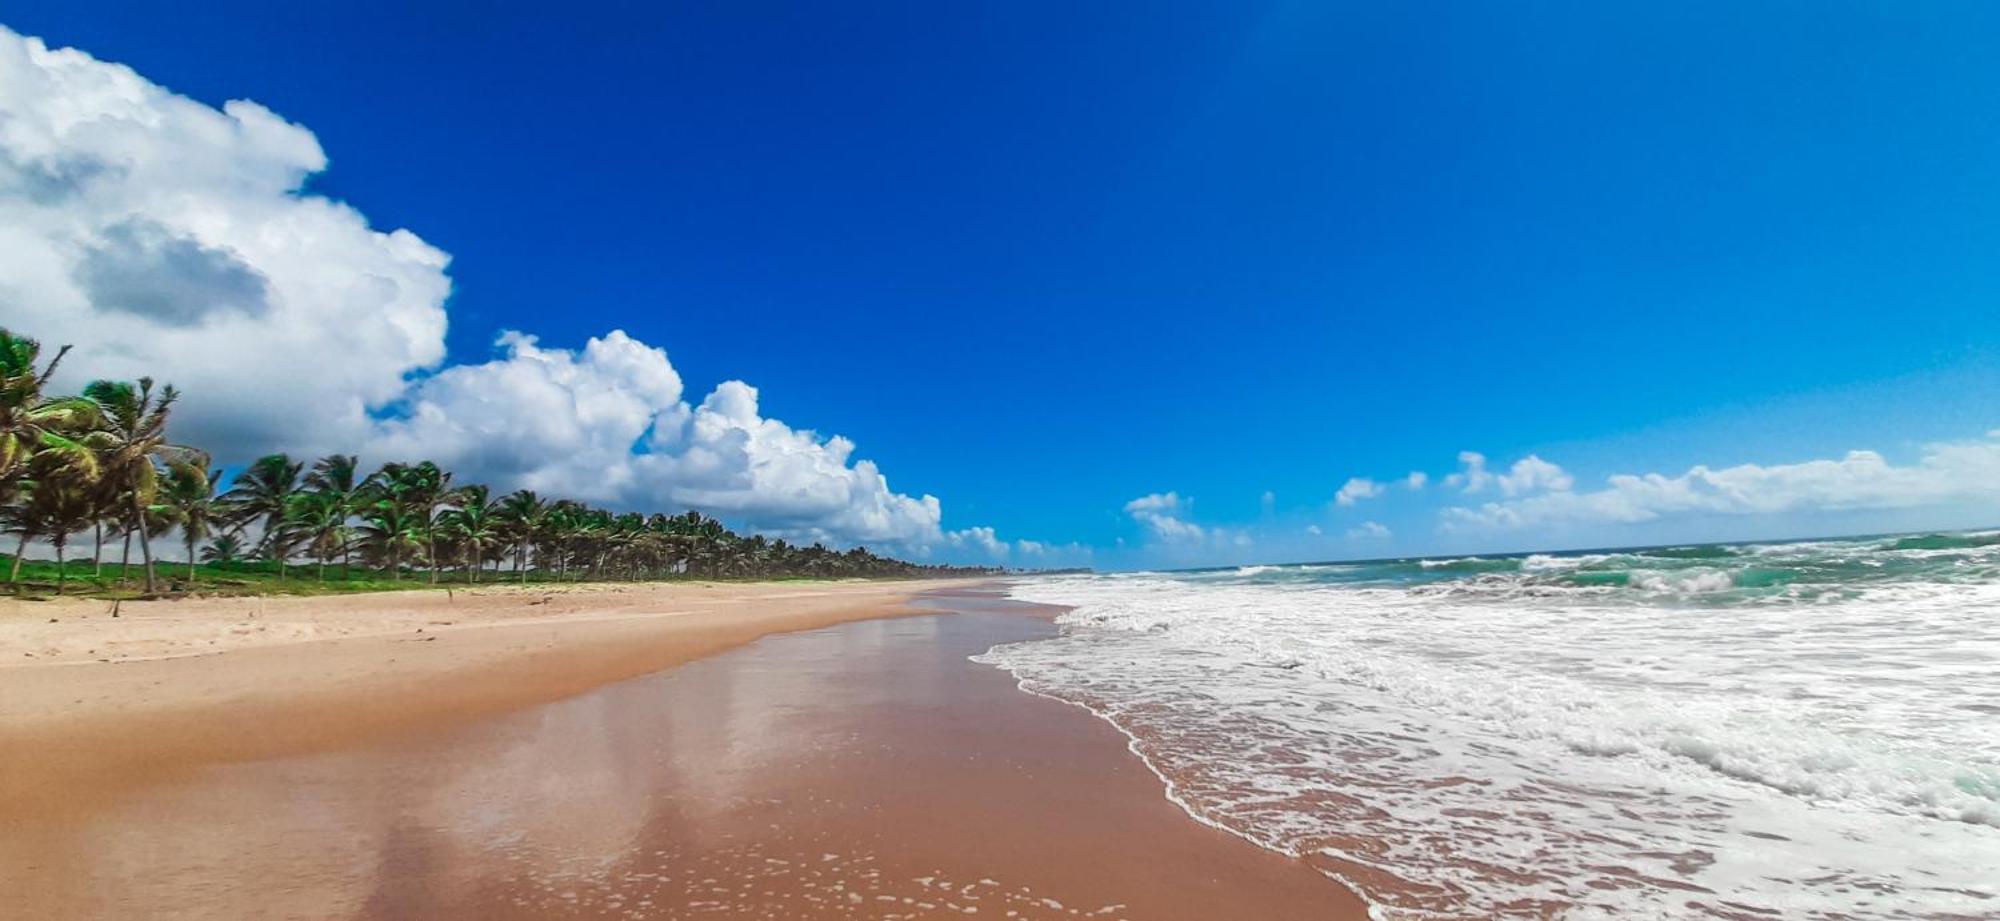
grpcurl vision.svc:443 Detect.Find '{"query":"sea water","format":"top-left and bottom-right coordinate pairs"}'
top-left (973, 532), bottom-right (2000, 919)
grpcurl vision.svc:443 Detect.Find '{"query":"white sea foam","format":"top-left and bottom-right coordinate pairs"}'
top-left (975, 550), bottom-right (2000, 919)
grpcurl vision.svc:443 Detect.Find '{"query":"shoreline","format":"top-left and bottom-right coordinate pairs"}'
top-left (0, 579), bottom-right (984, 819)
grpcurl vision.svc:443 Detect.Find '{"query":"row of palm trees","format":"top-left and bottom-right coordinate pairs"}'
top-left (1, 328), bottom-right (998, 594)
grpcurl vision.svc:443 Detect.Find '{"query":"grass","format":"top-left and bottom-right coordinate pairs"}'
top-left (0, 555), bottom-right (779, 600)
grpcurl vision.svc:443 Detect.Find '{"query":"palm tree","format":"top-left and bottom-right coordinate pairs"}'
top-left (439, 484), bottom-right (504, 581)
top-left (200, 533), bottom-right (246, 567)
top-left (0, 330), bottom-right (98, 503)
top-left (223, 453), bottom-right (304, 580)
top-left (496, 489), bottom-right (547, 583)
top-left (303, 454), bottom-right (366, 579)
top-left (355, 498), bottom-right (424, 579)
top-left (285, 490), bottom-right (349, 582)
top-left (158, 456), bottom-right (223, 583)
top-left (3, 466), bottom-right (99, 593)
top-left (81, 377), bottom-right (182, 593)
top-left (367, 461), bottom-right (451, 583)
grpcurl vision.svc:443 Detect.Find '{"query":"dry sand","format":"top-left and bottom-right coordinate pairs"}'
top-left (0, 582), bottom-right (1370, 919)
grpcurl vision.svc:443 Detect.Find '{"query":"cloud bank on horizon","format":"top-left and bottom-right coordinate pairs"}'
top-left (1125, 431), bottom-right (2000, 563)
top-left (0, 26), bottom-right (1056, 558)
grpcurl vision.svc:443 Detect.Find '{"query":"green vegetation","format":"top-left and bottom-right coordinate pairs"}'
top-left (2, 327), bottom-right (997, 599)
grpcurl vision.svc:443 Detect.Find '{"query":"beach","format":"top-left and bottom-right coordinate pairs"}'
top-left (0, 581), bottom-right (1367, 920)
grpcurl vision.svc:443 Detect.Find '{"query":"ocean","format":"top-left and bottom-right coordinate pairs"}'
top-left (974, 532), bottom-right (2000, 919)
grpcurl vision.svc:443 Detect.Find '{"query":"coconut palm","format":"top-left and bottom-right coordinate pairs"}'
top-left (303, 454), bottom-right (366, 578)
top-left (158, 457), bottom-right (224, 583)
top-left (367, 461), bottom-right (451, 583)
top-left (223, 453), bottom-right (304, 580)
top-left (3, 465), bottom-right (99, 593)
top-left (355, 498), bottom-right (424, 579)
top-left (496, 489), bottom-right (547, 582)
top-left (0, 330), bottom-right (99, 503)
top-left (285, 490), bottom-right (350, 582)
top-left (438, 484), bottom-right (503, 581)
top-left (200, 533), bottom-right (246, 567)
top-left (81, 377), bottom-right (183, 593)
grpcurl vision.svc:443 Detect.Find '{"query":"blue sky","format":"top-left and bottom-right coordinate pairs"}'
top-left (5, 2), bottom-right (2000, 567)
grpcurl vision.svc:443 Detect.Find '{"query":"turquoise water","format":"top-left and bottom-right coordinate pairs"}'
top-left (1178, 530), bottom-right (2000, 604)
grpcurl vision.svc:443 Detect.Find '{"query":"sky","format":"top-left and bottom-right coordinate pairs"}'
top-left (4, 2), bottom-right (2000, 569)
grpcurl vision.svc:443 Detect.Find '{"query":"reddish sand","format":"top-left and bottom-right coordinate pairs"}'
top-left (0, 584), bottom-right (1370, 919)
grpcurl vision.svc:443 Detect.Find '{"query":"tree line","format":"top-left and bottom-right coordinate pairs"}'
top-left (1, 328), bottom-right (1000, 594)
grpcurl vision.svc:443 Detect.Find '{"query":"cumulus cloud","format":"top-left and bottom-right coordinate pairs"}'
top-left (1443, 451), bottom-right (1572, 496)
top-left (1125, 492), bottom-right (1204, 541)
top-left (1497, 455), bottom-right (1573, 495)
top-left (1305, 524), bottom-right (1323, 536)
top-left (0, 27), bottom-right (449, 455)
top-left (1443, 432), bottom-right (2000, 530)
top-left (1442, 451), bottom-right (1492, 492)
top-left (1123, 492), bottom-right (1252, 548)
top-left (0, 26), bottom-right (1007, 551)
top-left (1346, 520), bottom-right (1391, 540)
top-left (946, 526), bottom-right (1009, 558)
top-left (1405, 471), bottom-right (1428, 490)
top-left (1335, 476), bottom-right (1385, 506)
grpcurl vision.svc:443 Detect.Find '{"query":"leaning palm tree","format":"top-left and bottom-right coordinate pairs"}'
top-left (158, 457), bottom-right (224, 583)
top-left (0, 329), bottom-right (98, 503)
top-left (222, 453), bottom-right (304, 580)
top-left (3, 465), bottom-right (99, 593)
top-left (81, 377), bottom-right (182, 593)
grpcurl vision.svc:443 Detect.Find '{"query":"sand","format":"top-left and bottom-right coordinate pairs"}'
top-left (0, 582), bottom-right (1370, 919)
top-left (0, 580), bottom-right (977, 815)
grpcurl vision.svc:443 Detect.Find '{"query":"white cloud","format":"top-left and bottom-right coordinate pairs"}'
top-left (0, 26), bottom-right (990, 550)
top-left (1305, 524), bottom-right (1323, 535)
top-left (1442, 451), bottom-right (1572, 496)
top-left (946, 526), bottom-right (1008, 558)
top-left (1125, 491), bottom-right (1204, 541)
top-left (1260, 489), bottom-right (1276, 514)
top-left (1497, 454), bottom-right (1573, 496)
top-left (1442, 451), bottom-right (1493, 492)
top-left (1123, 492), bottom-right (1250, 548)
top-left (1335, 476), bottom-right (1385, 506)
top-left (1443, 432), bottom-right (2000, 530)
top-left (0, 26), bottom-right (448, 456)
top-left (1346, 520), bottom-right (1391, 540)
top-left (1405, 471), bottom-right (1428, 490)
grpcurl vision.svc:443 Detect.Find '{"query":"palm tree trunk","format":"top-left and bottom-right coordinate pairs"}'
top-left (54, 538), bottom-right (66, 595)
top-left (93, 521), bottom-right (103, 578)
top-left (134, 495), bottom-right (157, 593)
top-left (10, 532), bottom-right (27, 585)
top-left (186, 531), bottom-right (197, 583)
top-left (318, 557), bottom-right (326, 582)
top-left (120, 529), bottom-right (132, 581)
top-left (271, 522), bottom-right (286, 581)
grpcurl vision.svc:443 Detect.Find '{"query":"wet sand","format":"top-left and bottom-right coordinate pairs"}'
top-left (1, 588), bottom-right (1369, 920)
